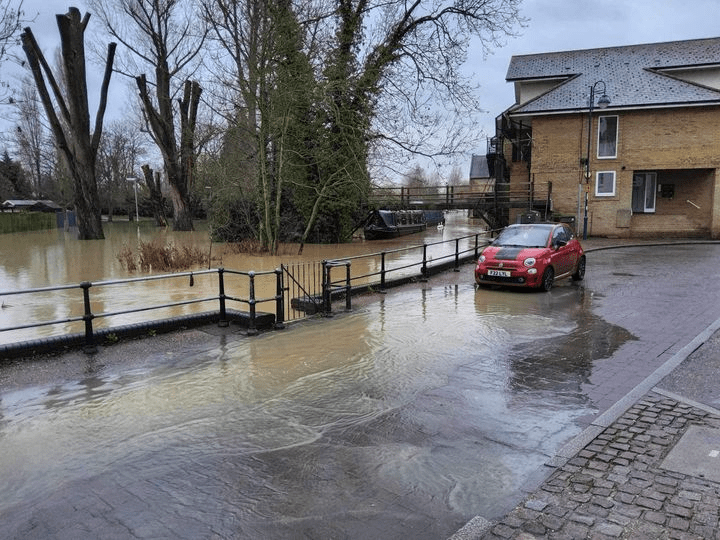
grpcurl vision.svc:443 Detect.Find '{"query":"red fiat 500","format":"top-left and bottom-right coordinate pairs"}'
top-left (474, 223), bottom-right (585, 291)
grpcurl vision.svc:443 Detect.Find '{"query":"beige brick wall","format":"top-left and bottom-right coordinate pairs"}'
top-left (517, 107), bottom-right (720, 237)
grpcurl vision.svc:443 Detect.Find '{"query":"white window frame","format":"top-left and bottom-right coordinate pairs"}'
top-left (597, 115), bottom-right (618, 159)
top-left (595, 171), bottom-right (616, 197)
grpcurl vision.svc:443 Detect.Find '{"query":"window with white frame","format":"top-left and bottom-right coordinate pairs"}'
top-left (596, 171), bottom-right (616, 196)
top-left (597, 115), bottom-right (618, 158)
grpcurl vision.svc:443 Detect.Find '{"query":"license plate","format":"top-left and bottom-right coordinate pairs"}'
top-left (488, 269), bottom-right (511, 277)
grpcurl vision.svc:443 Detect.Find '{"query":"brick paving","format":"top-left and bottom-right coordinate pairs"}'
top-left (480, 392), bottom-right (720, 539)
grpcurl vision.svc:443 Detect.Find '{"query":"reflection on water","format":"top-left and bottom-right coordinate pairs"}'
top-left (0, 212), bottom-right (486, 344)
top-left (0, 273), bottom-right (627, 537)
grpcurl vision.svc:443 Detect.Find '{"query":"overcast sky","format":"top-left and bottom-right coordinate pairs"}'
top-left (6, 0), bottom-right (720, 176)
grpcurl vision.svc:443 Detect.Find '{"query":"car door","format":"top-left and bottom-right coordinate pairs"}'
top-left (550, 226), bottom-right (573, 275)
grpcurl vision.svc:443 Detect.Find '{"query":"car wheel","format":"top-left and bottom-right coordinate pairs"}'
top-left (572, 256), bottom-right (586, 281)
top-left (540, 267), bottom-right (554, 291)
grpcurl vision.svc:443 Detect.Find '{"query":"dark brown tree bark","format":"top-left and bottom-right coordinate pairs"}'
top-left (141, 164), bottom-right (168, 227)
top-left (136, 76), bottom-right (201, 231)
top-left (20, 8), bottom-right (116, 240)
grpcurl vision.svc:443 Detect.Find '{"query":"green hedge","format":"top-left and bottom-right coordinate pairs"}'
top-left (0, 212), bottom-right (56, 234)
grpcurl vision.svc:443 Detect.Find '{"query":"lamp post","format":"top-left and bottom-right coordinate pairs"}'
top-left (582, 81), bottom-right (611, 239)
top-left (126, 177), bottom-right (139, 223)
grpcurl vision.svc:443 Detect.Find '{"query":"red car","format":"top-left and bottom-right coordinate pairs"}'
top-left (475, 223), bottom-right (585, 291)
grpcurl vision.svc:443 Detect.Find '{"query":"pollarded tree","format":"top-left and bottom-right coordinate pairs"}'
top-left (89, 0), bottom-right (209, 231)
top-left (20, 8), bottom-right (116, 239)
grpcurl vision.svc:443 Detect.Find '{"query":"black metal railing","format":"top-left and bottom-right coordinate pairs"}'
top-left (0, 232), bottom-right (493, 356)
top-left (316, 232), bottom-right (490, 315)
top-left (0, 267), bottom-right (285, 356)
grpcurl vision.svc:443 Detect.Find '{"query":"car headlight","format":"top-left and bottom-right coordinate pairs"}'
top-left (478, 255), bottom-right (486, 263)
top-left (523, 257), bottom-right (536, 267)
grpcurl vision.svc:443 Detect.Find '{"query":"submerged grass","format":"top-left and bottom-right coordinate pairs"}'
top-left (117, 240), bottom-right (208, 272)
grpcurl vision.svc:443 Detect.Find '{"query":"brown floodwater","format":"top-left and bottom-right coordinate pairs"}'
top-left (0, 211), bottom-right (485, 344)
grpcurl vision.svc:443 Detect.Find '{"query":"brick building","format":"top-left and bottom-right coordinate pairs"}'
top-left (495, 37), bottom-right (720, 238)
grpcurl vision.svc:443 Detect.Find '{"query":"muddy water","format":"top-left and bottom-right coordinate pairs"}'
top-left (0, 267), bottom-right (632, 537)
top-left (0, 212), bottom-right (483, 343)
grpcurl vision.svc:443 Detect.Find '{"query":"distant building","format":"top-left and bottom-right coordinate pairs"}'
top-left (2, 200), bottom-right (63, 213)
top-left (491, 37), bottom-right (720, 238)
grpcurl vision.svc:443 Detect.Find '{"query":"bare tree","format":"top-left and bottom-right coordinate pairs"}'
top-left (201, 0), bottom-right (282, 251)
top-left (12, 79), bottom-right (51, 197)
top-left (447, 166), bottom-right (465, 186)
top-left (20, 8), bottom-right (117, 239)
top-left (96, 119), bottom-right (147, 221)
top-left (0, 0), bottom-right (24, 98)
top-left (89, 0), bottom-right (209, 231)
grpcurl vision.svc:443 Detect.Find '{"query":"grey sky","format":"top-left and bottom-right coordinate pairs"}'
top-left (6, 0), bottom-right (720, 178)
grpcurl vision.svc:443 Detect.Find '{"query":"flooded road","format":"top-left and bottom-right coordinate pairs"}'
top-left (0, 265), bottom-right (632, 539)
top-left (2, 243), bottom-right (720, 539)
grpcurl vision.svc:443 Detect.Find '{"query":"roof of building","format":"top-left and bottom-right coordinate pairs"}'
top-left (2, 199), bottom-right (62, 211)
top-left (506, 37), bottom-right (720, 115)
top-left (469, 155), bottom-right (490, 179)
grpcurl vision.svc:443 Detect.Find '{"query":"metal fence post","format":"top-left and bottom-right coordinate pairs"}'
top-left (454, 238), bottom-right (460, 271)
top-left (80, 281), bottom-right (97, 354)
top-left (421, 244), bottom-right (428, 280)
top-left (275, 268), bottom-right (285, 329)
top-left (345, 262), bottom-right (351, 311)
top-left (247, 271), bottom-right (258, 335)
top-left (322, 261), bottom-right (332, 316)
top-left (380, 252), bottom-right (386, 290)
top-left (217, 267), bottom-right (228, 327)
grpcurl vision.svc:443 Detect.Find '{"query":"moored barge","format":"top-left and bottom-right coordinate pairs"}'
top-left (363, 209), bottom-right (428, 240)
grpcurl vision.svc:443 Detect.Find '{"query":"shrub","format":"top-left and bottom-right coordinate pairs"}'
top-left (117, 240), bottom-right (208, 272)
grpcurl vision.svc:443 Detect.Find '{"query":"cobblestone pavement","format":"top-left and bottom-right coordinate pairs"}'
top-left (475, 392), bottom-right (720, 539)
top-left (452, 240), bottom-right (720, 539)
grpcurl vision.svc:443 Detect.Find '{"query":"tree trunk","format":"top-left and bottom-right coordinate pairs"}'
top-left (20, 8), bottom-right (116, 240)
top-left (136, 76), bottom-right (201, 232)
top-left (141, 165), bottom-right (168, 227)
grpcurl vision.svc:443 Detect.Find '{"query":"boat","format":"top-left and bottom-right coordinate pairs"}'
top-left (363, 209), bottom-right (427, 240)
top-left (423, 210), bottom-right (445, 227)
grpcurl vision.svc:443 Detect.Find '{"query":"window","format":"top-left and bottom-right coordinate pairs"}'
top-left (596, 171), bottom-right (616, 196)
top-left (632, 172), bottom-right (657, 213)
top-left (597, 115), bottom-right (618, 158)
top-left (552, 225), bottom-right (571, 245)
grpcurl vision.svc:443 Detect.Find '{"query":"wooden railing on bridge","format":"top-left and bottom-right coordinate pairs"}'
top-left (368, 181), bottom-right (551, 213)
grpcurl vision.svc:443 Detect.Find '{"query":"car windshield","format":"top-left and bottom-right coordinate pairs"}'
top-left (492, 225), bottom-right (551, 248)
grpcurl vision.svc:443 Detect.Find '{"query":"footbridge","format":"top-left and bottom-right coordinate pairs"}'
top-left (367, 181), bottom-right (553, 230)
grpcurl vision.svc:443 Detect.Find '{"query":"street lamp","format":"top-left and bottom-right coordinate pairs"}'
top-left (582, 81), bottom-right (611, 240)
top-left (126, 177), bottom-right (139, 223)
